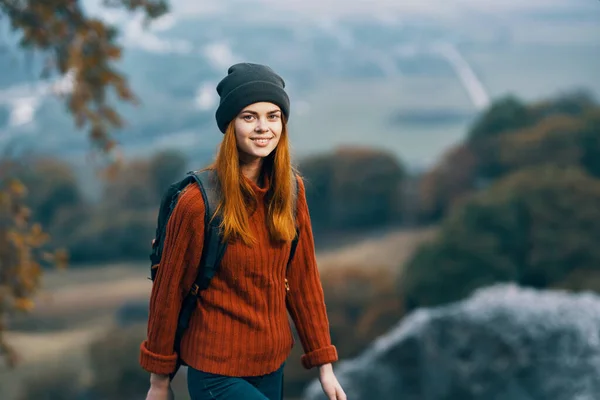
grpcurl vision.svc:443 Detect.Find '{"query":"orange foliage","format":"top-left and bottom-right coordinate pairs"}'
top-left (0, 0), bottom-right (168, 368)
top-left (0, 160), bottom-right (68, 367)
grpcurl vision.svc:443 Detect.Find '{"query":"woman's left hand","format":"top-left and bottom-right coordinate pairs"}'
top-left (318, 363), bottom-right (347, 400)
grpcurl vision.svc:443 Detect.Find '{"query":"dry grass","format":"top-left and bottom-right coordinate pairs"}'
top-left (4, 321), bottom-right (109, 363)
top-left (32, 275), bottom-right (149, 316)
top-left (317, 226), bottom-right (437, 271)
top-left (38, 261), bottom-right (147, 290)
top-left (7, 263), bottom-right (150, 332)
top-left (0, 322), bottom-right (111, 400)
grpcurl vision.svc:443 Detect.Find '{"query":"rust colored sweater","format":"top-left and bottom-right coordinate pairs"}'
top-left (139, 174), bottom-right (338, 376)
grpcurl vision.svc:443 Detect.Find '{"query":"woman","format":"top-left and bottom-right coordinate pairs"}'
top-left (140, 63), bottom-right (346, 400)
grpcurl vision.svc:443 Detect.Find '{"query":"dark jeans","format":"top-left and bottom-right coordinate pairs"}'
top-left (187, 363), bottom-right (285, 400)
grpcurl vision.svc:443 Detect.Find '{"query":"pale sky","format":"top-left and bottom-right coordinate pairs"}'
top-left (87, 0), bottom-right (593, 22)
top-left (163, 0), bottom-right (587, 19)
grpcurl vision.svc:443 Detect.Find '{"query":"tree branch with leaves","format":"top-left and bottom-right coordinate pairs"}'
top-left (0, 0), bottom-right (169, 367)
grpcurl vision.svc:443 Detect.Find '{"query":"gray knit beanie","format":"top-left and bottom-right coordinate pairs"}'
top-left (215, 63), bottom-right (290, 133)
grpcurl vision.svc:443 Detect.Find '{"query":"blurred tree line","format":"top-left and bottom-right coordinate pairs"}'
top-left (402, 90), bottom-right (600, 310)
top-left (6, 145), bottom-right (407, 264)
top-left (6, 149), bottom-right (188, 263)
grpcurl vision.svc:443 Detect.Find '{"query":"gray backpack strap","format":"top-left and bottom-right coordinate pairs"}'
top-left (170, 168), bottom-right (225, 381)
top-left (291, 172), bottom-right (298, 221)
top-left (188, 169), bottom-right (227, 292)
top-left (288, 173), bottom-right (300, 271)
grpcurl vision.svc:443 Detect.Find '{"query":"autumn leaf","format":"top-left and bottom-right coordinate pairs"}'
top-left (8, 179), bottom-right (27, 197)
top-left (14, 298), bottom-right (35, 312)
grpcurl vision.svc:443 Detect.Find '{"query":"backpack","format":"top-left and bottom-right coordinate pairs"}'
top-left (148, 168), bottom-right (300, 379)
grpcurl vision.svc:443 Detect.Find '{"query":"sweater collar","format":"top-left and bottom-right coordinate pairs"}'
top-left (243, 171), bottom-right (270, 197)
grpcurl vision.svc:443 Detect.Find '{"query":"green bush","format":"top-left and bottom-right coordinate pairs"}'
top-left (299, 147), bottom-right (406, 231)
top-left (9, 156), bottom-right (85, 229)
top-left (467, 96), bottom-right (533, 142)
top-left (467, 90), bottom-right (596, 143)
top-left (65, 209), bottom-right (155, 262)
top-left (475, 108), bottom-right (600, 181)
top-left (417, 93), bottom-right (600, 223)
top-left (417, 144), bottom-right (479, 222)
top-left (401, 165), bottom-right (600, 310)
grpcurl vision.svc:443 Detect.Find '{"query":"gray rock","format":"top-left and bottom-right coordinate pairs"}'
top-left (303, 284), bottom-right (600, 400)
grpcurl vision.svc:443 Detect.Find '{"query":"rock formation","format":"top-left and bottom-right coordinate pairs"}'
top-left (304, 284), bottom-right (600, 400)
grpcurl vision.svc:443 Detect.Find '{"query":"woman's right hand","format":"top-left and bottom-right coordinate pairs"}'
top-left (145, 374), bottom-right (174, 400)
top-left (145, 384), bottom-right (174, 400)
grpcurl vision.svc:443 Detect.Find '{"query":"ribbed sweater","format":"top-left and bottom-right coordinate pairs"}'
top-left (139, 174), bottom-right (338, 377)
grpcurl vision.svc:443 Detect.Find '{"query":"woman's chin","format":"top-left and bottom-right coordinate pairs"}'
top-left (251, 145), bottom-right (276, 158)
top-left (240, 147), bottom-right (275, 161)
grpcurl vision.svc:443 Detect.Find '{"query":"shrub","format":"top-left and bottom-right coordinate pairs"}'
top-left (65, 209), bottom-right (155, 262)
top-left (467, 96), bottom-right (532, 142)
top-left (401, 165), bottom-right (600, 310)
top-left (476, 109), bottom-right (600, 181)
top-left (417, 144), bottom-right (479, 222)
top-left (299, 147), bottom-right (406, 231)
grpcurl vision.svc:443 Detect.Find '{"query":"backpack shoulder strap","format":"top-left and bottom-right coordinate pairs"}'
top-left (149, 174), bottom-right (198, 280)
top-left (287, 173), bottom-right (300, 270)
top-left (188, 168), bottom-right (228, 293)
top-left (291, 172), bottom-right (299, 220)
top-left (171, 168), bottom-right (227, 378)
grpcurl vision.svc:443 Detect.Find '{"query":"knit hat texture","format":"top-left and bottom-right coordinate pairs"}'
top-left (215, 63), bottom-right (290, 133)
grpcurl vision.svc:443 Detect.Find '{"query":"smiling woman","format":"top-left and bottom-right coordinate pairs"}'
top-left (140, 63), bottom-right (347, 400)
top-left (235, 104), bottom-right (283, 160)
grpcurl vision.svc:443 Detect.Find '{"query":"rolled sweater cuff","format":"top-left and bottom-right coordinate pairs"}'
top-left (139, 340), bottom-right (178, 375)
top-left (300, 345), bottom-right (338, 369)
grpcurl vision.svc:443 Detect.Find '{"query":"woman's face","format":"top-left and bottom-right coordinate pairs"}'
top-left (234, 102), bottom-right (283, 162)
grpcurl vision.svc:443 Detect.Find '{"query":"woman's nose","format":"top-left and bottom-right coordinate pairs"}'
top-left (255, 118), bottom-right (269, 132)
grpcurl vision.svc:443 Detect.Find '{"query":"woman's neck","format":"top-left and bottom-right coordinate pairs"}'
top-left (240, 158), bottom-right (264, 186)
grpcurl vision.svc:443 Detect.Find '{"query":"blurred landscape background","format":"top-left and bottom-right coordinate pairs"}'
top-left (0, 0), bottom-right (599, 399)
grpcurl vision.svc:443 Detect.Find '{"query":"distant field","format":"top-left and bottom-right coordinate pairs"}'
top-left (317, 226), bottom-right (437, 270)
top-left (39, 262), bottom-right (148, 290)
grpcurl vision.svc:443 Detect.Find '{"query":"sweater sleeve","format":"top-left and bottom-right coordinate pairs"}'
top-left (286, 177), bottom-right (338, 369)
top-left (139, 185), bottom-right (205, 375)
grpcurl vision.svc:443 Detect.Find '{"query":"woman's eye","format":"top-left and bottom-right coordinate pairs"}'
top-left (269, 114), bottom-right (280, 120)
top-left (243, 115), bottom-right (254, 121)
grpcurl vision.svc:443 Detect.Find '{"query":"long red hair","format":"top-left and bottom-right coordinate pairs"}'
top-left (206, 117), bottom-right (297, 246)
